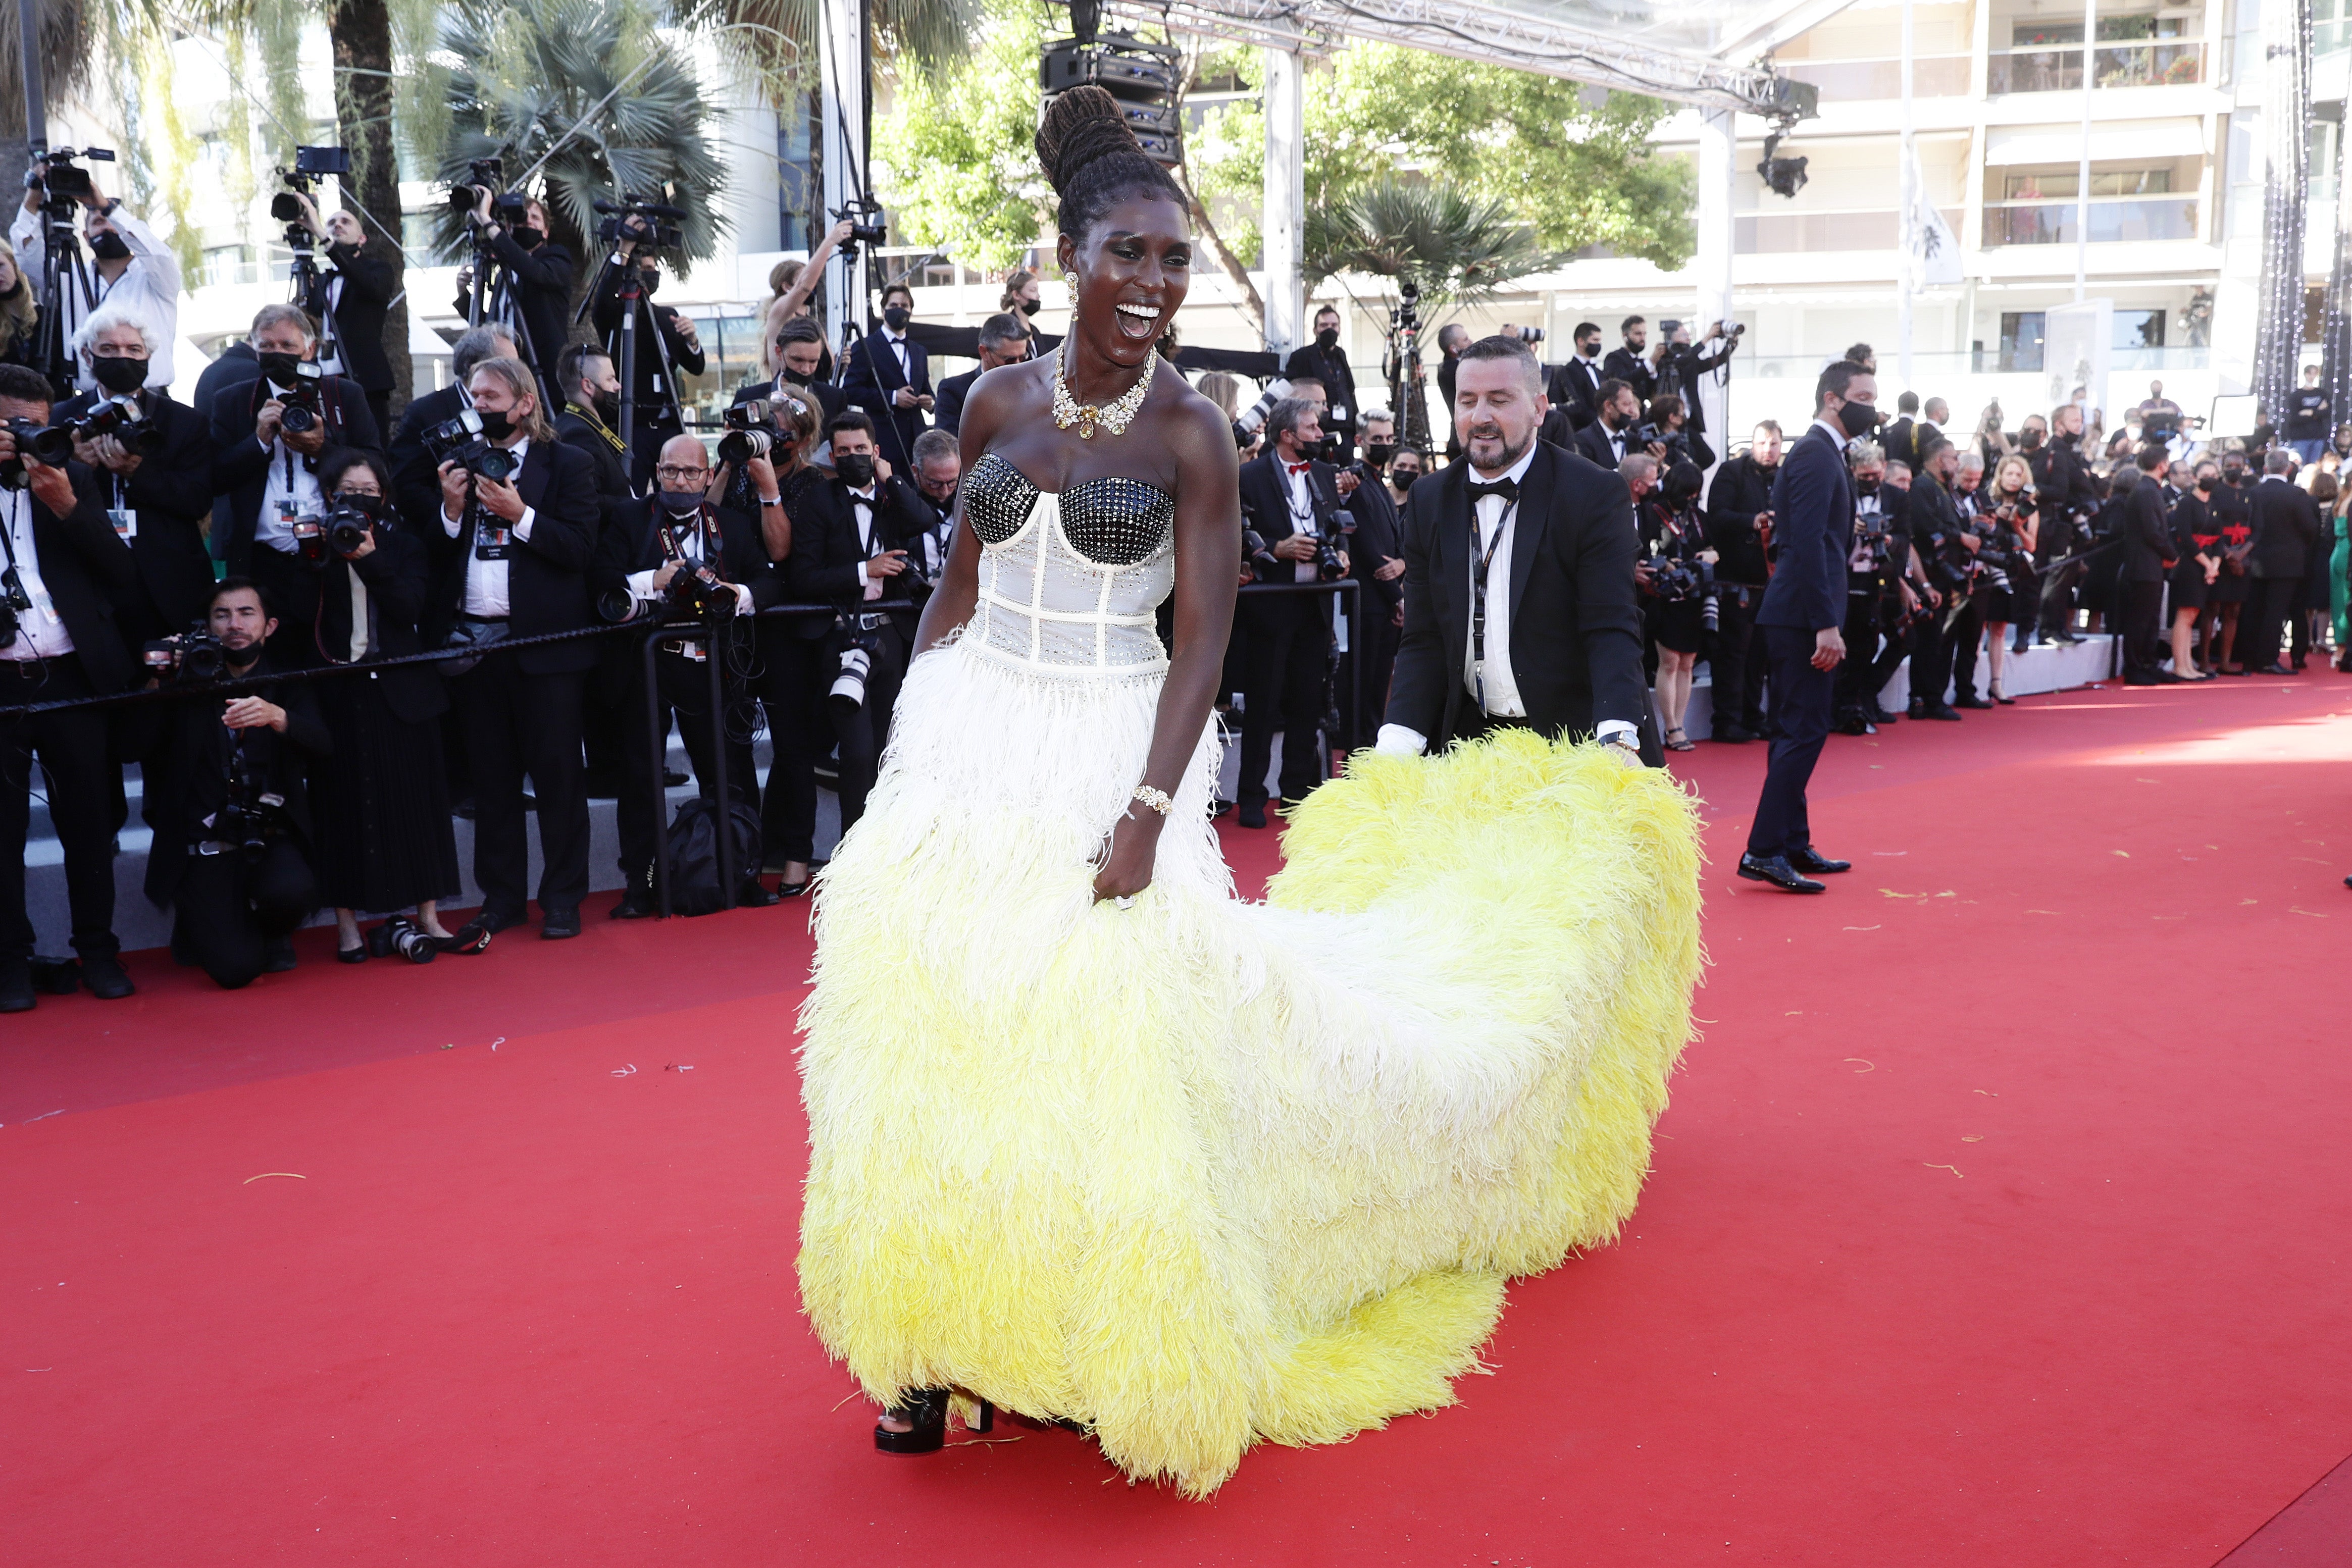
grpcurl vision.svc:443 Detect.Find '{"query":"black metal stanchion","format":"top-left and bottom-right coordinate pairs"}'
top-left (643, 629), bottom-right (672, 918)
top-left (704, 635), bottom-right (737, 911)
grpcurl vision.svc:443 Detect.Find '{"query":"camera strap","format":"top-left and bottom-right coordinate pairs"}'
top-left (1468, 497), bottom-right (1517, 709)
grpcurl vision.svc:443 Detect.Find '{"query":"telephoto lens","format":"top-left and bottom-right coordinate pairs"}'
top-left (717, 427), bottom-right (774, 464)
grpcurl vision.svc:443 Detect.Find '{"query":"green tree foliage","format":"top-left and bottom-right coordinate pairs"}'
top-left (870, 0), bottom-right (1051, 274)
top-left (1307, 175), bottom-right (1553, 309)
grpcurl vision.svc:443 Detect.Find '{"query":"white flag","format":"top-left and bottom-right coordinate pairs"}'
top-left (1910, 151), bottom-right (1962, 286)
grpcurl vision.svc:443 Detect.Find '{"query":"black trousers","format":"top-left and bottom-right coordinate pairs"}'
top-left (170, 840), bottom-right (316, 988)
top-left (1238, 598), bottom-right (1330, 805)
top-left (0, 656), bottom-right (117, 964)
top-left (617, 641), bottom-right (758, 884)
top-left (1908, 608), bottom-right (1954, 708)
top-left (1945, 593), bottom-right (1988, 702)
top-left (455, 649), bottom-right (590, 920)
top-left (2122, 579), bottom-right (2170, 680)
top-left (1748, 624), bottom-right (1834, 860)
top-left (1708, 585), bottom-right (1766, 733)
top-left (2240, 576), bottom-right (2303, 671)
top-left (2038, 558), bottom-right (2086, 638)
top-left (1833, 586), bottom-right (1906, 718)
top-left (757, 630), bottom-right (826, 865)
top-left (581, 634), bottom-right (635, 785)
top-left (1343, 602), bottom-right (1400, 750)
top-left (827, 621), bottom-right (906, 840)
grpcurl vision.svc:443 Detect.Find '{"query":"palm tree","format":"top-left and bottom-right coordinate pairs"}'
top-left (0, 0), bottom-right (105, 153)
top-left (674, 0), bottom-right (987, 95)
top-left (432, 0), bottom-right (728, 312)
top-left (1308, 175), bottom-right (1556, 449)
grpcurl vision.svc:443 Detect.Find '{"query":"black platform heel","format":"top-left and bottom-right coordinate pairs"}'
top-left (874, 1389), bottom-right (994, 1453)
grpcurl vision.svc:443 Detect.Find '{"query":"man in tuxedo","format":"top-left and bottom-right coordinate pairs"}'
top-left (1284, 304), bottom-right (1360, 462)
top-left (2241, 447), bottom-right (2321, 675)
top-left (210, 302), bottom-right (383, 669)
top-left (1434, 325), bottom-right (1469, 460)
top-left (1903, 437), bottom-right (1967, 721)
top-left (457, 193), bottom-right (575, 397)
top-left (904, 428), bottom-right (961, 583)
top-left (1742, 359), bottom-right (1877, 893)
top-left (934, 312), bottom-right (1028, 439)
top-left (590, 246), bottom-right (706, 489)
top-left (1880, 392), bottom-right (1921, 471)
top-left (289, 192), bottom-right (399, 436)
top-left (1545, 321), bottom-right (1606, 433)
top-left (554, 341), bottom-right (642, 796)
top-left (595, 433), bottom-right (779, 915)
top-left (389, 325), bottom-right (517, 541)
top-left (1233, 398), bottom-right (1349, 825)
top-left (0, 365), bottom-right (140, 1010)
top-left (1576, 379), bottom-right (1658, 472)
top-left (1602, 316), bottom-right (1657, 403)
top-left (1376, 335), bottom-right (1646, 770)
top-left (1340, 409), bottom-right (1406, 743)
top-left (788, 411), bottom-right (928, 838)
top-left (2120, 445), bottom-right (2180, 684)
top-left (425, 355), bottom-right (602, 939)
top-left (842, 282), bottom-right (934, 475)
top-left (1702, 421), bottom-right (1782, 743)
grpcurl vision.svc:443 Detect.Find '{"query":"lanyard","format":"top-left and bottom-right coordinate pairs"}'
top-left (1469, 496), bottom-right (1517, 679)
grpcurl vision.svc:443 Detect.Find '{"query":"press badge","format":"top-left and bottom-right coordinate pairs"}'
top-left (476, 523), bottom-right (512, 561)
top-left (107, 507), bottom-right (136, 541)
top-left (1331, 404), bottom-right (1348, 422)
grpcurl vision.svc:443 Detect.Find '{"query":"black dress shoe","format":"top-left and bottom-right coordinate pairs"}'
top-left (1907, 699), bottom-right (1926, 719)
top-left (474, 906), bottom-right (529, 934)
top-left (1920, 702), bottom-right (1963, 720)
top-left (610, 890), bottom-right (657, 920)
top-left (1790, 847), bottom-right (1852, 874)
top-left (1953, 694), bottom-right (1993, 710)
top-left (1711, 723), bottom-right (1757, 744)
top-left (736, 882), bottom-right (780, 908)
top-left (2254, 664), bottom-right (2294, 676)
top-left (1867, 703), bottom-right (1900, 724)
top-left (260, 936), bottom-right (297, 974)
top-left (0, 960), bottom-right (33, 1013)
top-left (336, 943), bottom-right (369, 965)
top-left (1237, 800), bottom-right (1268, 829)
top-left (81, 954), bottom-right (136, 999)
top-left (541, 910), bottom-right (582, 939)
top-left (1737, 853), bottom-right (1826, 893)
top-left (2052, 631), bottom-right (2084, 644)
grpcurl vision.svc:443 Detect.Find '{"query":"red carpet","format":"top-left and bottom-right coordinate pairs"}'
top-left (6, 674), bottom-right (2349, 1565)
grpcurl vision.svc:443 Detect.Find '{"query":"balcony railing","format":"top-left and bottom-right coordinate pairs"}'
top-left (1736, 346), bottom-right (2210, 379)
top-left (1779, 55), bottom-right (1971, 100)
top-left (1988, 40), bottom-right (2204, 92)
top-left (1736, 207), bottom-right (1966, 254)
top-left (1981, 197), bottom-right (2201, 246)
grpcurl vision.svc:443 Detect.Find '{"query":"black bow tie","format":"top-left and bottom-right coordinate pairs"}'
top-left (1465, 477), bottom-right (1519, 505)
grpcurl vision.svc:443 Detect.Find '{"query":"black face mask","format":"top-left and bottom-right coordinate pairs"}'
top-left (2223, 465), bottom-right (2245, 483)
top-left (780, 366), bottom-right (812, 387)
top-left (2021, 430), bottom-right (2043, 450)
top-left (1363, 441), bottom-right (1396, 469)
top-left (1390, 468), bottom-right (1420, 488)
top-left (834, 452), bottom-right (876, 489)
top-left (1019, 298), bottom-right (1042, 317)
top-left (257, 350), bottom-right (304, 387)
top-left (1314, 328), bottom-right (1339, 350)
top-left (659, 489), bottom-right (705, 517)
top-left (637, 269), bottom-right (660, 296)
top-left (89, 230), bottom-right (131, 262)
top-left (882, 306), bottom-right (911, 332)
top-left (1855, 477), bottom-right (1881, 495)
top-left (590, 390), bottom-right (620, 427)
top-left (1577, 341), bottom-right (1600, 360)
top-left (90, 355), bottom-right (146, 394)
top-left (476, 409), bottom-right (514, 441)
top-left (512, 226), bottom-right (543, 249)
top-left (2196, 477), bottom-right (2215, 493)
top-left (1836, 400), bottom-right (1879, 438)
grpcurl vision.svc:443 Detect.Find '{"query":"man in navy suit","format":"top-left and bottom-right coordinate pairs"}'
top-left (841, 282), bottom-right (933, 474)
top-left (1742, 359), bottom-right (1879, 893)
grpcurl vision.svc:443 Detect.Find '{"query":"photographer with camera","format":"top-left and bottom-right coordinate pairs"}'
top-left (1338, 408), bottom-right (1406, 738)
top-left (1545, 321), bottom-right (1606, 433)
top-left (1970, 455), bottom-right (2041, 698)
top-left (594, 433), bottom-right (776, 916)
top-left (427, 354), bottom-right (601, 940)
top-left (787, 410), bottom-right (928, 843)
top-left (1702, 421), bottom-right (1783, 744)
top-left (137, 578), bottom-right (328, 986)
top-left (589, 222), bottom-right (706, 488)
top-left (1635, 458), bottom-right (1718, 753)
top-left (746, 317), bottom-right (844, 433)
top-left (1903, 436), bottom-right (1971, 721)
top-left (731, 387), bottom-right (827, 890)
top-left (1833, 441), bottom-right (1921, 735)
top-left (452, 185), bottom-right (573, 396)
top-left (0, 361), bottom-right (139, 1010)
top-left (1234, 396), bottom-right (1349, 829)
top-left (302, 451), bottom-right (474, 962)
top-left (1575, 379), bottom-right (1663, 473)
top-left (210, 303), bottom-right (383, 669)
top-left (56, 302), bottom-right (216, 655)
top-left (1642, 393), bottom-right (1710, 470)
top-left (391, 325), bottom-right (519, 531)
top-left (1650, 320), bottom-right (1739, 446)
top-left (1434, 324), bottom-right (1469, 459)
top-left (842, 282), bottom-right (935, 477)
top-left (14, 156), bottom-right (181, 390)
top-left (934, 313), bottom-right (1030, 440)
top-left (2120, 446), bottom-right (2184, 685)
top-left (1284, 304), bottom-right (1359, 462)
top-left (282, 191), bottom-right (399, 438)
top-left (2025, 403), bottom-right (2098, 644)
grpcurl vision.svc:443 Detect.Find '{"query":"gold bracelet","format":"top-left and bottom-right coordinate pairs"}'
top-left (1130, 783), bottom-right (1173, 816)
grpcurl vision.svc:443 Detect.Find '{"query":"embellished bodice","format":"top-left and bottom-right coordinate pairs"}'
top-left (960, 450), bottom-right (1177, 675)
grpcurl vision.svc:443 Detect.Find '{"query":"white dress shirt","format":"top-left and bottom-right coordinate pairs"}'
top-left (1376, 444), bottom-right (1638, 757)
top-left (847, 484), bottom-right (887, 601)
top-left (13, 203), bottom-right (180, 388)
top-left (1279, 459), bottom-right (1322, 582)
top-left (625, 509), bottom-right (753, 614)
top-left (882, 330), bottom-right (911, 381)
top-left (1, 489), bottom-right (73, 660)
top-left (440, 437), bottom-right (539, 618)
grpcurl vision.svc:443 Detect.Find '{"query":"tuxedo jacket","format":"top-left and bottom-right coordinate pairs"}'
top-left (1237, 452), bottom-right (1347, 620)
top-left (1545, 358), bottom-right (1604, 432)
top-left (1283, 342), bottom-right (1360, 438)
top-left (2246, 477), bottom-right (2321, 579)
top-left (1342, 463), bottom-right (1405, 613)
top-left (1385, 441), bottom-right (1646, 748)
top-left (841, 328), bottom-right (933, 473)
top-left (1574, 419), bottom-right (1631, 472)
top-left (553, 408), bottom-right (637, 546)
top-left (389, 385), bottom-right (468, 534)
top-left (1757, 422), bottom-right (1854, 631)
top-left (1601, 345), bottom-right (1656, 402)
top-left (933, 366), bottom-right (982, 438)
top-left (139, 653), bottom-right (331, 907)
top-left (315, 522), bottom-right (448, 724)
top-left (785, 473), bottom-right (932, 639)
top-left (592, 496), bottom-right (781, 623)
top-left (303, 242), bottom-right (398, 394)
top-left (3, 463), bottom-right (139, 692)
top-left (588, 279), bottom-right (705, 427)
top-left (54, 388), bottom-right (217, 640)
top-left (210, 373), bottom-right (384, 575)
top-left (423, 438), bottom-right (602, 674)
top-left (2121, 480), bottom-right (2177, 584)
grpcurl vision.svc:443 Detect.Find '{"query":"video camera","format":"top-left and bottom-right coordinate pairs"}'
top-left (422, 407), bottom-right (519, 482)
top-left (832, 195), bottom-right (887, 257)
top-left (594, 195), bottom-right (685, 253)
top-left (141, 627), bottom-right (231, 685)
top-left (23, 146), bottom-right (115, 220)
top-left (717, 400), bottom-right (776, 464)
top-left (449, 157), bottom-right (529, 224)
top-left (31, 395), bottom-right (164, 466)
top-left (271, 145), bottom-right (350, 225)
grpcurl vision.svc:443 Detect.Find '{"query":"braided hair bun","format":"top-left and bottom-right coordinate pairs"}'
top-left (1036, 84), bottom-right (1185, 240)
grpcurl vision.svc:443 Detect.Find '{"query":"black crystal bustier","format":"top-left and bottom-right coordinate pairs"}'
top-left (960, 451), bottom-right (1175, 568)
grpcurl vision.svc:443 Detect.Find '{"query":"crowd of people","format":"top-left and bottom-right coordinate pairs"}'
top-left (0, 172), bottom-right (2340, 1011)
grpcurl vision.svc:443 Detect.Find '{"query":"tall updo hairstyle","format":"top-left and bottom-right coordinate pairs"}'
top-left (1035, 85), bottom-right (1186, 241)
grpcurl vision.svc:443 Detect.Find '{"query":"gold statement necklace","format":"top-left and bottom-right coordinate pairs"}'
top-left (1052, 345), bottom-right (1155, 440)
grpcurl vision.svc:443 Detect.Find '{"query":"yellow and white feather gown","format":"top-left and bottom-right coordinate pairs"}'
top-left (797, 451), bottom-right (1703, 1496)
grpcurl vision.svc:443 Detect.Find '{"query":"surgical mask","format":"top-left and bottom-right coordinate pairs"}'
top-left (1363, 441), bottom-right (1395, 469)
top-left (659, 489), bottom-right (705, 516)
top-left (1836, 400), bottom-right (1879, 438)
top-left (834, 452), bottom-right (876, 489)
top-left (90, 355), bottom-right (146, 394)
top-left (476, 409), bottom-right (514, 441)
top-left (590, 390), bottom-right (620, 427)
top-left (1854, 477), bottom-right (1880, 495)
top-left (780, 367), bottom-right (813, 387)
top-left (257, 350), bottom-right (304, 387)
top-left (1019, 298), bottom-right (1042, 317)
top-left (1314, 327), bottom-right (1339, 350)
top-left (2196, 477), bottom-right (2215, 492)
top-left (882, 306), bottom-right (911, 331)
top-left (511, 226), bottom-right (543, 249)
top-left (1390, 468), bottom-right (1420, 488)
top-left (637, 269), bottom-right (660, 296)
top-left (2021, 429), bottom-right (2043, 450)
top-left (89, 230), bottom-right (131, 262)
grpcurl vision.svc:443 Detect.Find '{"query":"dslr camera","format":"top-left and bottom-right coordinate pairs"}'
top-left (717, 400), bottom-right (775, 464)
top-left (323, 496), bottom-right (379, 558)
top-left (272, 361), bottom-right (327, 436)
top-left (658, 562), bottom-right (736, 621)
top-left (422, 407), bottom-right (519, 482)
top-left (0, 561), bottom-right (32, 650)
top-left (829, 615), bottom-right (885, 711)
top-left (832, 195), bottom-right (888, 255)
top-left (1241, 527), bottom-right (1284, 582)
top-left (33, 395), bottom-right (163, 465)
top-left (270, 145), bottom-right (349, 224)
top-left (0, 415), bottom-right (57, 490)
top-left (216, 745), bottom-right (290, 861)
top-left (448, 157), bottom-right (528, 225)
top-left (141, 626), bottom-right (231, 684)
top-left (594, 195), bottom-right (684, 252)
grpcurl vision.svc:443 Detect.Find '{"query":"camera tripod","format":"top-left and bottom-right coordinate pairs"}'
top-left (462, 228), bottom-right (544, 390)
top-left (1383, 281), bottom-right (1431, 455)
top-left (577, 212), bottom-right (688, 462)
top-left (24, 186), bottom-right (98, 398)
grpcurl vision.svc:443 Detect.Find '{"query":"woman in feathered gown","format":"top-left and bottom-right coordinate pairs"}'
top-left (795, 87), bottom-right (1704, 1498)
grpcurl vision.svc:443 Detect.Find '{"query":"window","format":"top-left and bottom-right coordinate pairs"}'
top-left (2003, 170), bottom-right (2173, 200)
top-left (2118, 309), bottom-right (2165, 349)
top-left (1999, 311), bottom-right (2045, 373)
top-left (777, 89), bottom-right (816, 254)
